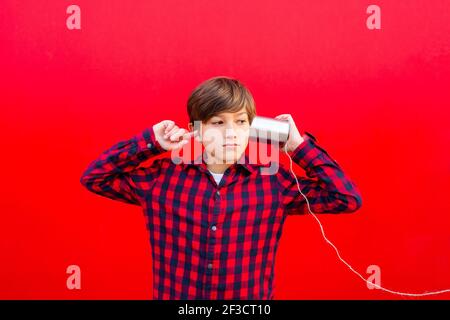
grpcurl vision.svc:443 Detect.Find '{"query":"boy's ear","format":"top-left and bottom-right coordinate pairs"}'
top-left (188, 121), bottom-right (202, 142)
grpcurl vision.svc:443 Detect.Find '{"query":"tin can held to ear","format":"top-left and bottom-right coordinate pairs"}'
top-left (249, 116), bottom-right (290, 146)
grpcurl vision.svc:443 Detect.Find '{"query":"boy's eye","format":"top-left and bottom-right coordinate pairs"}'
top-left (211, 120), bottom-right (247, 125)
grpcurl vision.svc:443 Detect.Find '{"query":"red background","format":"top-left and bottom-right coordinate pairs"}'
top-left (1, 0), bottom-right (449, 299)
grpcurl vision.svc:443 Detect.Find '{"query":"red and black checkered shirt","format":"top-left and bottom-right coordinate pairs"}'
top-left (80, 126), bottom-right (362, 299)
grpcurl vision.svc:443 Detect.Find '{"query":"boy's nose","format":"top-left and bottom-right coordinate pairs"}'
top-left (224, 127), bottom-right (238, 139)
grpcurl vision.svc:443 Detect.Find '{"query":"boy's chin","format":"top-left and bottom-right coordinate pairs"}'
top-left (216, 151), bottom-right (242, 164)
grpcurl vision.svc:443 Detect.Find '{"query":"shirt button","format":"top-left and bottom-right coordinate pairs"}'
top-left (147, 143), bottom-right (153, 149)
top-left (211, 225), bottom-right (217, 231)
top-left (216, 191), bottom-right (220, 197)
top-left (207, 263), bottom-right (213, 269)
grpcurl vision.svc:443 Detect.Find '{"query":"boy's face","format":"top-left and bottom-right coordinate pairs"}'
top-left (192, 107), bottom-right (250, 164)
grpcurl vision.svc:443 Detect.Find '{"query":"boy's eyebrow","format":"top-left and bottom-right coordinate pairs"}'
top-left (212, 111), bottom-right (248, 119)
top-left (232, 112), bottom-right (248, 118)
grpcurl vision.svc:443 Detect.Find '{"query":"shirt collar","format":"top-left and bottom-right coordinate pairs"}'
top-left (178, 150), bottom-right (264, 174)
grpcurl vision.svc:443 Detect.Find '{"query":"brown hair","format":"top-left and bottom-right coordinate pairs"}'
top-left (187, 76), bottom-right (256, 125)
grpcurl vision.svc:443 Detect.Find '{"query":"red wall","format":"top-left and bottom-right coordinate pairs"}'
top-left (1, 0), bottom-right (449, 299)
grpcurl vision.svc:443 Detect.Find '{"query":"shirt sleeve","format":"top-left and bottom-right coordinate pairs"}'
top-left (277, 132), bottom-right (363, 215)
top-left (80, 126), bottom-right (167, 206)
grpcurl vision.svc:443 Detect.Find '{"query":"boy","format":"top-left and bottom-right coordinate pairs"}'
top-left (80, 76), bottom-right (362, 300)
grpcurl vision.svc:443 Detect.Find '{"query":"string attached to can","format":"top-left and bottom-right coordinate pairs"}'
top-left (283, 141), bottom-right (450, 297)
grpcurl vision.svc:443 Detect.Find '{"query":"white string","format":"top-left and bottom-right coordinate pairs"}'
top-left (283, 141), bottom-right (450, 297)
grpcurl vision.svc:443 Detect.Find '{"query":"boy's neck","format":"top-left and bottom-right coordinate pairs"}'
top-left (207, 163), bottom-right (232, 174)
top-left (203, 151), bottom-right (237, 174)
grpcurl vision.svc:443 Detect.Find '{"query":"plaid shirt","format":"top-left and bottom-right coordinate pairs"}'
top-left (80, 126), bottom-right (362, 300)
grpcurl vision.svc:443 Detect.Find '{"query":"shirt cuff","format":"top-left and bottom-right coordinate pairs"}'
top-left (288, 131), bottom-right (321, 168)
top-left (135, 126), bottom-right (167, 155)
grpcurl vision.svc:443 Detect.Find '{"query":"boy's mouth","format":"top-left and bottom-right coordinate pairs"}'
top-left (223, 143), bottom-right (239, 147)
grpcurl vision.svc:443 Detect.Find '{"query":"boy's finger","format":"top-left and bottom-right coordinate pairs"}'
top-left (164, 126), bottom-right (179, 138)
top-left (170, 128), bottom-right (187, 141)
top-left (183, 130), bottom-right (197, 139)
top-left (276, 116), bottom-right (290, 122)
top-left (164, 121), bottom-right (175, 133)
top-left (174, 139), bottom-right (189, 149)
top-left (182, 132), bottom-right (193, 140)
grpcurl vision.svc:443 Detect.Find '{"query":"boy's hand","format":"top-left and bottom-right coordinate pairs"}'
top-left (153, 120), bottom-right (198, 151)
top-left (274, 114), bottom-right (305, 153)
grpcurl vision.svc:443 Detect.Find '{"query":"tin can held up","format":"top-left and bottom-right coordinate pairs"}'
top-left (249, 116), bottom-right (290, 147)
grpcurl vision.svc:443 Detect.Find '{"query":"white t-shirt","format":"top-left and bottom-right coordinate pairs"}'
top-left (208, 169), bottom-right (224, 185)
